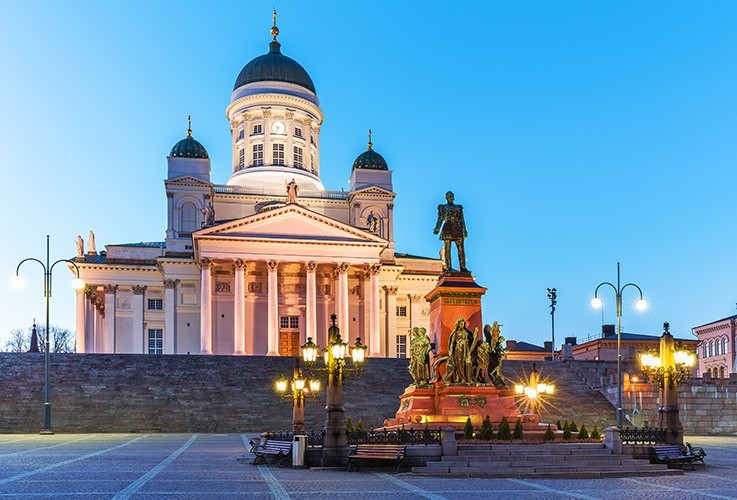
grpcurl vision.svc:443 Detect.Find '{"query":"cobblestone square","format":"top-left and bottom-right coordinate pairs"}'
top-left (0, 434), bottom-right (735, 499)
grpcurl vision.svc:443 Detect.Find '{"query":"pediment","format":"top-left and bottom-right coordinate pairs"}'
top-left (194, 204), bottom-right (386, 245)
top-left (165, 176), bottom-right (212, 186)
top-left (350, 186), bottom-right (395, 197)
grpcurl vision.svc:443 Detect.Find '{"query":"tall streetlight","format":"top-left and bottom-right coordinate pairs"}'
top-left (590, 262), bottom-right (646, 428)
top-left (12, 235), bottom-right (84, 434)
top-left (301, 314), bottom-right (366, 466)
top-left (274, 358), bottom-right (320, 434)
top-left (546, 288), bottom-right (557, 361)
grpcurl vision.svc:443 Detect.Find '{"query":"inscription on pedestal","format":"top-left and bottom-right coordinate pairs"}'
top-left (443, 298), bottom-right (479, 306)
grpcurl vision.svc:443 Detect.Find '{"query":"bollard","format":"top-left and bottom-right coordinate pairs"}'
top-left (441, 426), bottom-right (457, 456)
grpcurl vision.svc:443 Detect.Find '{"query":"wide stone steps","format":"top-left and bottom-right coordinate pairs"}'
top-left (410, 443), bottom-right (682, 478)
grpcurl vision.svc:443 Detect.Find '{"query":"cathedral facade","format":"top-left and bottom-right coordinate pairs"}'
top-left (72, 19), bottom-right (442, 358)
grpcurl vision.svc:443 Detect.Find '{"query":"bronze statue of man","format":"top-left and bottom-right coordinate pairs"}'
top-left (433, 191), bottom-right (468, 272)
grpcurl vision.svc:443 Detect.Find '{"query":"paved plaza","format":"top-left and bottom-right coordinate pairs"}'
top-left (0, 434), bottom-right (735, 499)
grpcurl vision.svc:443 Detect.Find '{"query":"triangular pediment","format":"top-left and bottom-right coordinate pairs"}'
top-left (350, 186), bottom-right (395, 197)
top-left (194, 204), bottom-right (387, 245)
top-left (165, 176), bottom-right (212, 187)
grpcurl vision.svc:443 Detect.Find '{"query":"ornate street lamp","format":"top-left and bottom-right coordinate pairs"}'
top-left (300, 314), bottom-right (366, 466)
top-left (513, 363), bottom-right (555, 416)
top-left (546, 288), bottom-right (557, 361)
top-left (638, 322), bottom-right (694, 444)
top-left (12, 235), bottom-right (84, 434)
top-left (274, 358), bottom-right (320, 435)
top-left (590, 262), bottom-right (646, 428)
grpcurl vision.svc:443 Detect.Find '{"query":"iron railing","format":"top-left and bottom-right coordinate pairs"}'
top-left (619, 426), bottom-right (668, 444)
top-left (265, 429), bottom-right (325, 447)
top-left (347, 427), bottom-right (442, 446)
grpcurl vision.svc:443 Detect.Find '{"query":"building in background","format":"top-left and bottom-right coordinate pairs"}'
top-left (72, 17), bottom-right (441, 357)
top-left (692, 315), bottom-right (735, 379)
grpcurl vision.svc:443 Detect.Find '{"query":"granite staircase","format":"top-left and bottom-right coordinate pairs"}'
top-left (411, 443), bottom-right (682, 478)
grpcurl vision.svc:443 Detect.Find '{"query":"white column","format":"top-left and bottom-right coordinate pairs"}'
top-left (306, 261), bottom-right (317, 344)
top-left (233, 259), bottom-right (246, 355)
top-left (200, 258), bottom-right (213, 354)
top-left (338, 263), bottom-right (350, 338)
top-left (103, 285), bottom-right (116, 353)
top-left (164, 279), bottom-right (177, 354)
top-left (85, 290), bottom-right (95, 352)
top-left (368, 264), bottom-right (381, 357)
top-left (267, 260), bottom-right (280, 356)
top-left (385, 286), bottom-right (398, 357)
top-left (132, 285), bottom-right (146, 354)
top-left (408, 294), bottom-right (422, 329)
top-left (75, 288), bottom-right (86, 353)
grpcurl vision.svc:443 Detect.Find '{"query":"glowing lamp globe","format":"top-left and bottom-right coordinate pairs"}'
top-left (515, 384), bottom-right (524, 395)
top-left (294, 378), bottom-right (306, 391)
top-left (72, 277), bottom-right (85, 290)
top-left (331, 341), bottom-right (346, 360)
top-left (309, 379), bottom-right (320, 392)
top-left (591, 297), bottom-right (603, 309)
top-left (10, 275), bottom-right (25, 289)
top-left (301, 337), bottom-right (318, 363)
top-left (275, 379), bottom-right (288, 393)
top-left (636, 299), bottom-right (647, 311)
top-left (351, 338), bottom-right (367, 364)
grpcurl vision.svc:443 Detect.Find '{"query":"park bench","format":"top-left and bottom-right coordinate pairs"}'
top-left (685, 442), bottom-right (707, 463)
top-left (251, 439), bottom-right (293, 467)
top-left (347, 444), bottom-right (406, 472)
top-left (650, 444), bottom-right (697, 470)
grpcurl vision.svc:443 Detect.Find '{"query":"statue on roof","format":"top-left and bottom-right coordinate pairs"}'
top-left (88, 231), bottom-right (97, 255)
top-left (76, 235), bottom-right (84, 258)
top-left (202, 202), bottom-right (215, 226)
top-left (366, 210), bottom-right (379, 233)
top-left (286, 178), bottom-right (299, 204)
top-left (433, 191), bottom-right (468, 273)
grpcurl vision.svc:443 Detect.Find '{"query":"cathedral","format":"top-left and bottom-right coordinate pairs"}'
top-left (72, 16), bottom-right (442, 358)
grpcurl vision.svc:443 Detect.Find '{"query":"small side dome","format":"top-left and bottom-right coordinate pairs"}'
top-left (169, 120), bottom-right (209, 159)
top-left (352, 130), bottom-right (387, 170)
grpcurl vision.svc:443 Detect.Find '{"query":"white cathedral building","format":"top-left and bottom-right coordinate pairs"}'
top-left (72, 19), bottom-right (442, 358)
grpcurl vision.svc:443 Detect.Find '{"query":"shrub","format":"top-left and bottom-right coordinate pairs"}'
top-left (345, 418), bottom-right (354, 433)
top-left (463, 417), bottom-right (474, 439)
top-left (479, 416), bottom-right (493, 441)
top-left (563, 421), bottom-right (572, 440)
top-left (590, 426), bottom-right (600, 440)
top-left (513, 418), bottom-right (524, 440)
top-left (569, 421), bottom-right (578, 432)
top-left (544, 425), bottom-right (555, 442)
top-left (578, 424), bottom-right (589, 440)
top-left (497, 416), bottom-right (512, 441)
top-left (356, 419), bottom-right (366, 433)
top-left (556, 420), bottom-right (562, 431)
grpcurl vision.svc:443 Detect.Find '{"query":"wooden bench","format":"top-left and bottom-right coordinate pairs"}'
top-left (650, 444), bottom-right (697, 470)
top-left (685, 442), bottom-right (707, 463)
top-left (252, 439), bottom-right (293, 467)
top-left (347, 444), bottom-right (406, 472)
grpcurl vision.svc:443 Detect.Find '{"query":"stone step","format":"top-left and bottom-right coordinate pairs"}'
top-left (429, 457), bottom-right (651, 468)
top-left (408, 468), bottom-right (683, 479)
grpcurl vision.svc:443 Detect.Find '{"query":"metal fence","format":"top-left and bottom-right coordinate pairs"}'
top-left (347, 427), bottom-right (442, 446)
top-left (619, 426), bottom-right (668, 444)
top-left (265, 429), bottom-right (325, 447)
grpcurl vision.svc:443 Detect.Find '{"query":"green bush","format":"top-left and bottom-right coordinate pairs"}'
top-left (345, 418), bottom-right (354, 433)
top-left (463, 417), bottom-right (474, 439)
top-left (479, 416), bottom-right (493, 441)
top-left (563, 421), bottom-right (572, 440)
top-left (578, 424), bottom-right (589, 440)
top-left (356, 419), bottom-right (366, 433)
top-left (556, 420), bottom-right (562, 431)
top-left (497, 416), bottom-right (512, 441)
top-left (513, 418), bottom-right (524, 440)
top-left (590, 426), bottom-right (600, 440)
top-left (544, 425), bottom-right (555, 442)
top-left (569, 421), bottom-right (578, 433)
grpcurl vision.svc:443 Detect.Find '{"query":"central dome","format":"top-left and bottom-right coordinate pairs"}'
top-left (234, 40), bottom-right (316, 94)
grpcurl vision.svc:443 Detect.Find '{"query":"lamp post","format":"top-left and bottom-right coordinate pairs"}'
top-left (275, 358), bottom-right (320, 435)
top-left (639, 322), bottom-right (695, 444)
top-left (546, 288), bottom-right (557, 361)
top-left (590, 262), bottom-right (646, 428)
top-left (12, 235), bottom-right (84, 434)
top-left (301, 314), bottom-right (366, 466)
top-left (513, 363), bottom-right (556, 417)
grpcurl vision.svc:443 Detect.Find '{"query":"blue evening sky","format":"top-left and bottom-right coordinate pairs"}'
top-left (2, 1), bottom-right (736, 349)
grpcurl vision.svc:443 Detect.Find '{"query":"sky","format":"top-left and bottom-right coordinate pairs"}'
top-left (1, 1), bottom-right (736, 350)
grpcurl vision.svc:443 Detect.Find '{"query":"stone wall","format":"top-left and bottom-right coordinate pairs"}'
top-left (0, 353), bottom-right (412, 434)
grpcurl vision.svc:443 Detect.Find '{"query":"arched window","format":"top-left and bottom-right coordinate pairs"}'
top-left (709, 339), bottom-right (714, 358)
top-left (715, 339), bottom-right (721, 356)
top-left (181, 202), bottom-right (198, 233)
top-left (712, 367), bottom-right (718, 378)
top-left (719, 366), bottom-right (725, 379)
top-left (722, 337), bottom-right (728, 356)
top-left (703, 342), bottom-right (708, 359)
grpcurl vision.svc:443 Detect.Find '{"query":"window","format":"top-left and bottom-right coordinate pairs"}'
top-left (148, 298), bottom-right (163, 310)
top-left (280, 316), bottom-right (299, 329)
top-left (396, 335), bottom-right (407, 358)
top-left (396, 306), bottom-right (407, 317)
top-left (722, 337), bottom-right (728, 355)
top-left (294, 146), bottom-right (303, 168)
top-left (273, 143), bottom-right (285, 165)
top-left (252, 124), bottom-right (263, 135)
top-left (252, 144), bottom-right (264, 166)
top-left (715, 340), bottom-right (721, 356)
top-left (294, 127), bottom-right (303, 138)
top-left (181, 202), bottom-right (197, 233)
top-left (238, 148), bottom-right (245, 168)
top-left (703, 343), bottom-right (708, 359)
top-left (310, 153), bottom-right (314, 170)
top-left (310, 134), bottom-right (315, 145)
top-left (709, 340), bottom-right (714, 358)
top-left (148, 329), bottom-right (163, 354)
top-left (237, 129), bottom-right (245, 140)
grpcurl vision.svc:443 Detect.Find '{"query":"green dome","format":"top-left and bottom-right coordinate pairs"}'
top-left (169, 132), bottom-right (209, 159)
top-left (234, 41), bottom-right (316, 94)
top-left (352, 143), bottom-right (388, 171)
